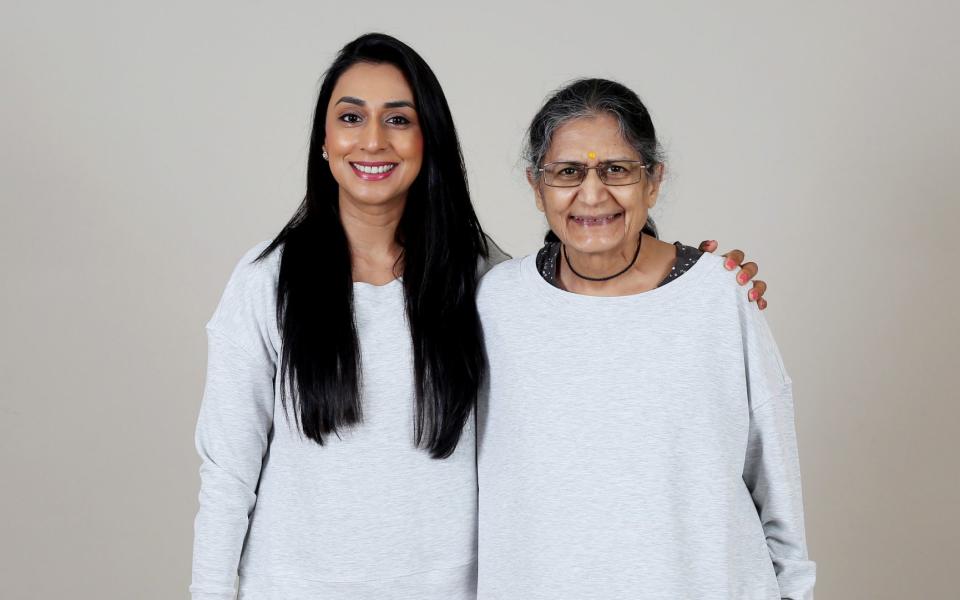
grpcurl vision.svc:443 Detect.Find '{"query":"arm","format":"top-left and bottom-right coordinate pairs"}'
top-left (743, 383), bottom-right (817, 599)
top-left (191, 243), bottom-right (279, 600)
top-left (738, 299), bottom-right (816, 598)
top-left (190, 326), bottom-right (276, 600)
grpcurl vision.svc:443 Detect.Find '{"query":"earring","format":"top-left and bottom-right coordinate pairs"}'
top-left (322, 149), bottom-right (328, 160)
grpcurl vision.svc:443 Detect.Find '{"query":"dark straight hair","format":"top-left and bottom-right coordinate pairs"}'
top-left (525, 78), bottom-right (664, 243)
top-left (254, 33), bottom-right (488, 458)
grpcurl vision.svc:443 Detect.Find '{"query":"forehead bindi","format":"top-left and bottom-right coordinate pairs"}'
top-left (330, 63), bottom-right (415, 110)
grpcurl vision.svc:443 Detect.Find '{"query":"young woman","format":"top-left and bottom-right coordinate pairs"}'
top-left (191, 35), bottom-right (768, 599)
top-left (476, 79), bottom-right (815, 599)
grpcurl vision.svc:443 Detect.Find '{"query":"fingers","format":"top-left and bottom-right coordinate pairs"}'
top-left (736, 261), bottom-right (758, 285)
top-left (748, 279), bottom-right (767, 302)
top-left (722, 248), bottom-right (745, 271)
top-left (698, 239), bottom-right (718, 253)
top-left (712, 246), bottom-right (767, 309)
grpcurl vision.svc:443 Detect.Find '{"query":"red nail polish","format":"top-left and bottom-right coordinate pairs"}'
top-left (726, 259), bottom-right (736, 269)
top-left (738, 273), bottom-right (747, 283)
top-left (749, 290), bottom-right (757, 300)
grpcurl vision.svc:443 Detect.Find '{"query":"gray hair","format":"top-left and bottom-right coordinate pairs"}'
top-left (525, 78), bottom-right (664, 238)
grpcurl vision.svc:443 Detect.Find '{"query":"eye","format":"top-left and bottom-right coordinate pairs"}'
top-left (559, 167), bottom-right (579, 176)
top-left (386, 115), bottom-right (411, 126)
top-left (338, 113), bottom-right (362, 124)
top-left (603, 162), bottom-right (637, 180)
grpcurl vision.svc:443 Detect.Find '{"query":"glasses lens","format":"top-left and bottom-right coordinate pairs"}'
top-left (544, 163), bottom-right (585, 187)
top-left (543, 161), bottom-right (647, 187)
top-left (601, 161), bottom-right (645, 185)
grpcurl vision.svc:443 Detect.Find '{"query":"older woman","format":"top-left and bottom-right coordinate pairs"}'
top-left (476, 79), bottom-right (816, 599)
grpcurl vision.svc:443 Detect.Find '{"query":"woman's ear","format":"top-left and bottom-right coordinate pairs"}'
top-left (527, 168), bottom-right (545, 213)
top-left (645, 163), bottom-right (665, 209)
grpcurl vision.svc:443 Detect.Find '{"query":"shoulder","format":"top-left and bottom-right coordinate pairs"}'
top-left (477, 233), bottom-right (512, 278)
top-left (219, 240), bottom-right (282, 309)
top-left (682, 250), bottom-right (731, 293)
top-left (206, 240), bottom-right (282, 334)
top-left (477, 254), bottom-right (526, 308)
top-left (690, 251), bottom-right (769, 322)
top-left (699, 249), bottom-right (790, 392)
top-left (233, 239), bottom-right (282, 283)
top-left (693, 250), bottom-right (726, 278)
top-left (677, 246), bottom-right (791, 398)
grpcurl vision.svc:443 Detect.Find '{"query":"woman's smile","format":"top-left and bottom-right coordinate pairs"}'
top-left (350, 161), bottom-right (399, 180)
top-left (569, 212), bottom-right (623, 227)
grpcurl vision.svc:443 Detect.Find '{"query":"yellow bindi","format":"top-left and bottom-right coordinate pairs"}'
top-left (587, 151), bottom-right (597, 160)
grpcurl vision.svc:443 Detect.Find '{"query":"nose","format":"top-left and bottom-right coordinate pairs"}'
top-left (576, 168), bottom-right (609, 206)
top-left (362, 121), bottom-right (387, 152)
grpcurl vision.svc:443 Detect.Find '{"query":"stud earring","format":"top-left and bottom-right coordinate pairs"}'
top-left (322, 149), bottom-right (329, 160)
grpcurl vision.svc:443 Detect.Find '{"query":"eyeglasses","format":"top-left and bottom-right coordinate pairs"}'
top-left (537, 160), bottom-right (650, 187)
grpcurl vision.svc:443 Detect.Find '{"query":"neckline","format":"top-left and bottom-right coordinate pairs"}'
top-left (522, 250), bottom-right (721, 306)
top-left (353, 276), bottom-right (402, 288)
top-left (352, 277), bottom-right (404, 299)
top-left (540, 240), bottom-right (700, 290)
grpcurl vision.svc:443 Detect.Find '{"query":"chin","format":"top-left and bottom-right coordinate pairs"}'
top-left (346, 185), bottom-right (405, 206)
top-left (564, 232), bottom-right (623, 253)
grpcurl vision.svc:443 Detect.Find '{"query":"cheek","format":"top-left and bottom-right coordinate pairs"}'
top-left (324, 124), bottom-right (356, 154)
top-left (394, 130), bottom-right (424, 164)
top-left (613, 189), bottom-right (647, 214)
top-left (542, 191), bottom-right (576, 223)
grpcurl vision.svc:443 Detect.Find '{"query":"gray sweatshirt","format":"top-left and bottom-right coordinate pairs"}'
top-left (476, 252), bottom-right (816, 599)
top-left (191, 239), bottom-right (506, 600)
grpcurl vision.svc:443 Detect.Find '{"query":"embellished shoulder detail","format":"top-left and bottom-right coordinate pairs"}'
top-left (536, 241), bottom-right (562, 287)
top-left (660, 242), bottom-right (703, 286)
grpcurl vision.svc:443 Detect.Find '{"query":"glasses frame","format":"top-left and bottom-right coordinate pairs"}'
top-left (536, 160), bottom-right (650, 188)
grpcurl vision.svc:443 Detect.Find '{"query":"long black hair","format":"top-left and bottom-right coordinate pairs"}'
top-left (254, 33), bottom-right (488, 458)
top-left (524, 78), bottom-right (664, 242)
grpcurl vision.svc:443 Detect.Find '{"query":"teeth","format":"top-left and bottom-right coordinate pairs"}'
top-left (574, 214), bottom-right (620, 224)
top-left (353, 163), bottom-right (396, 174)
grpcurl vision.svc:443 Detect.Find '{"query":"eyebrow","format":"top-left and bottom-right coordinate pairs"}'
top-left (335, 96), bottom-right (416, 110)
top-left (549, 157), bottom-right (637, 164)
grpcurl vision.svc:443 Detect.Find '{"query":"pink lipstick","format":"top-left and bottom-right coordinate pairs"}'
top-left (350, 161), bottom-right (398, 181)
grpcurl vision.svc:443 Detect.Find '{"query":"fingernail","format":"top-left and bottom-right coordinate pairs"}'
top-left (725, 259), bottom-right (736, 269)
top-left (749, 289), bottom-right (757, 300)
top-left (738, 273), bottom-right (748, 283)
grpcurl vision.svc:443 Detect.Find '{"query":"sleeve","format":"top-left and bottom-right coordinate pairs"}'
top-left (739, 303), bottom-right (816, 599)
top-left (190, 243), bottom-right (278, 600)
top-left (743, 384), bottom-right (817, 599)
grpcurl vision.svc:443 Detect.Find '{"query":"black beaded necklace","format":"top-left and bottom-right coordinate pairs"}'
top-left (561, 233), bottom-right (643, 282)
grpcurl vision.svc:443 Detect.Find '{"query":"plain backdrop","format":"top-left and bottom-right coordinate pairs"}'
top-left (2, 1), bottom-right (957, 598)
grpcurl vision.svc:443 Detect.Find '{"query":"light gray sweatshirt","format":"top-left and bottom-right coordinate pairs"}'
top-left (191, 240), bottom-right (506, 600)
top-left (476, 252), bottom-right (816, 599)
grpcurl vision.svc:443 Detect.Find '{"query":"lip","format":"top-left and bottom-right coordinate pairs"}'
top-left (569, 212), bottom-right (623, 227)
top-left (350, 161), bottom-right (399, 181)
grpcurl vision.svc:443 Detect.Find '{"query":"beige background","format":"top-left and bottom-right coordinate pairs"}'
top-left (2, 1), bottom-right (957, 597)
